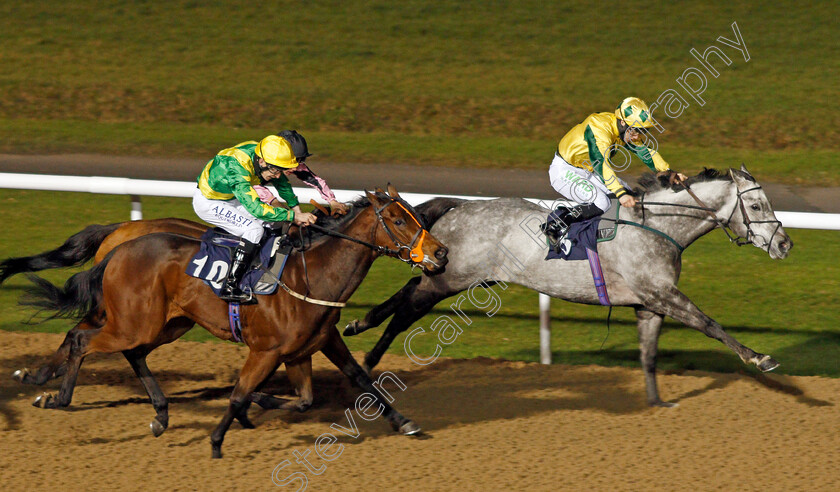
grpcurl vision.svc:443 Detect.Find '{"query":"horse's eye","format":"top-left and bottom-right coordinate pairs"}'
top-left (750, 204), bottom-right (760, 211)
top-left (394, 219), bottom-right (405, 226)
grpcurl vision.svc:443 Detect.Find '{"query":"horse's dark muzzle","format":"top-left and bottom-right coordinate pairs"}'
top-left (435, 247), bottom-right (448, 261)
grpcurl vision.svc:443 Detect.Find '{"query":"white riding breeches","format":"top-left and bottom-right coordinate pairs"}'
top-left (548, 153), bottom-right (624, 212)
top-left (192, 188), bottom-right (266, 243)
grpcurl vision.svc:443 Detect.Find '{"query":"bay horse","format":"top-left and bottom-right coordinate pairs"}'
top-left (345, 166), bottom-right (793, 406)
top-left (6, 218), bottom-right (319, 411)
top-left (20, 185), bottom-right (448, 458)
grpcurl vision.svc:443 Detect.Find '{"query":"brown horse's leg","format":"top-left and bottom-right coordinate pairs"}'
top-left (211, 349), bottom-right (283, 459)
top-left (248, 357), bottom-right (314, 413)
top-left (284, 356), bottom-right (314, 411)
top-left (635, 307), bottom-right (675, 408)
top-left (644, 287), bottom-right (778, 372)
top-left (320, 326), bottom-right (419, 436)
top-left (14, 328), bottom-right (78, 385)
top-left (34, 323), bottom-right (100, 409)
top-left (123, 348), bottom-right (170, 437)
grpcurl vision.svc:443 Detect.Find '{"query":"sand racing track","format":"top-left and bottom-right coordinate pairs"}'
top-left (0, 331), bottom-right (838, 491)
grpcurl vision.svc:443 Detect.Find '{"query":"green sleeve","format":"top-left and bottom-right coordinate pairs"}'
top-left (585, 125), bottom-right (628, 197)
top-left (225, 161), bottom-right (295, 222)
top-left (628, 144), bottom-right (658, 172)
top-left (269, 176), bottom-right (300, 208)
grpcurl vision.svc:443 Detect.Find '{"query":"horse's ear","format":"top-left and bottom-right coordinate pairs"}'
top-left (386, 183), bottom-right (400, 198)
top-left (730, 167), bottom-right (752, 187)
top-left (374, 186), bottom-right (385, 195)
top-left (740, 163), bottom-right (752, 177)
top-left (365, 190), bottom-right (380, 205)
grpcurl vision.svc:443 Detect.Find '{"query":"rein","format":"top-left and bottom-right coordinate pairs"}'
top-left (639, 179), bottom-right (779, 248)
top-left (275, 196), bottom-right (431, 307)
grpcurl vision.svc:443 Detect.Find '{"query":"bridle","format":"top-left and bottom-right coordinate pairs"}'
top-left (641, 178), bottom-right (782, 249)
top-left (305, 195), bottom-right (429, 265)
top-left (373, 198), bottom-right (428, 264)
top-left (265, 195), bottom-right (431, 307)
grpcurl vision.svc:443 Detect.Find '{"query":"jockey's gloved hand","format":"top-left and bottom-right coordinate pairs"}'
top-left (657, 170), bottom-right (688, 187)
top-left (329, 200), bottom-right (349, 217)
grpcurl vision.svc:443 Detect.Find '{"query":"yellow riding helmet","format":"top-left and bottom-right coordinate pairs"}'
top-left (254, 135), bottom-right (298, 169)
top-left (615, 97), bottom-right (654, 129)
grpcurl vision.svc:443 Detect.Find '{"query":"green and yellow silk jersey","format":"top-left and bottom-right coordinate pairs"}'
top-left (197, 141), bottom-right (298, 222)
top-left (557, 112), bottom-right (670, 198)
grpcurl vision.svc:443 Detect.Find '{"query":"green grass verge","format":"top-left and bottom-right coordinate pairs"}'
top-left (1, 190), bottom-right (837, 377)
top-left (2, 118), bottom-right (836, 186)
top-left (0, 1), bottom-right (837, 185)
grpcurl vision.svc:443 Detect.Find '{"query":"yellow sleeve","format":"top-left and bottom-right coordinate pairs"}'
top-left (652, 152), bottom-right (670, 172)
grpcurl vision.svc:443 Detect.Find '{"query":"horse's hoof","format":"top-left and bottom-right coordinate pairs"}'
top-left (237, 416), bottom-right (256, 429)
top-left (756, 355), bottom-right (780, 372)
top-left (33, 393), bottom-right (53, 409)
top-left (211, 445), bottom-right (222, 459)
top-left (650, 400), bottom-right (679, 408)
top-left (399, 420), bottom-right (422, 436)
top-left (12, 368), bottom-right (29, 383)
top-left (150, 418), bottom-right (167, 437)
top-left (343, 320), bottom-right (360, 336)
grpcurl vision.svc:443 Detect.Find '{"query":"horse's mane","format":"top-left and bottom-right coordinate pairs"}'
top-left (634, 167), bottom-right (749, 194)
top-left (303, 190), bottom-right (426, 243)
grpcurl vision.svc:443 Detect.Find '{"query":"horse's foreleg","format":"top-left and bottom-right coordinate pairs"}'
top-left (321, 326), bottom-right (420, 436)
top-left (344, 276), bottom-right (422, 336)
top-left (211, 349), bottom-right (282, 459)
top-left (123, 348), bottom-right (170, 437)
top-left (363, 283), bottom-right (447, 372)
top-left (644, 288), bottom-right (778, 372)
top-left (635, 308), bottom-right (676, 407)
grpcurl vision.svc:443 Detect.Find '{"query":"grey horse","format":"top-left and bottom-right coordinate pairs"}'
top-left (346, 166), bottom-right (793, 406)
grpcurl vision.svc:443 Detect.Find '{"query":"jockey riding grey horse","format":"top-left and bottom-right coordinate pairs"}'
top-left (345, 166), bottom-right (792, 407)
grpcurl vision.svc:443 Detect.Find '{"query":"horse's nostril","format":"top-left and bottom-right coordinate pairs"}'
top-left (435, 247), bottom-right (448, 259)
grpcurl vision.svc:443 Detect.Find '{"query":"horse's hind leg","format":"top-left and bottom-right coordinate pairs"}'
top-left (14, 328), bottom-right (77, 385)
top-left (123, 347), bottom-right (170, 437)
top-left (645, 287), bottom-right (778, 372)
top-left (284, 356), bottom-right (313, 411)
top-left (635, 308), bottom-right (676, 408)
top-left (249, 356), bottom-right (314, 413)
top-left (34, 323), bottom-right (100, 409)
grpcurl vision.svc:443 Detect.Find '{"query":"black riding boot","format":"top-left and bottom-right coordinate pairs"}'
top-left (219, 240), bottom-right (258, 304)
top-left (542, 203), bottom-right (603, 252)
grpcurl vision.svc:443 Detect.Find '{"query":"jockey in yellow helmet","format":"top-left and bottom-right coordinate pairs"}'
top-left (192, 131), bottom-right (344, 302)
top-left (546, 97), bottom-right (687, 234)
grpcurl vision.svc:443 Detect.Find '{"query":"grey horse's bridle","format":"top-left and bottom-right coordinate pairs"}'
top-left (682, 183), bottom-right (782, 248)
top-left (719, 185), bottom-right (783, 248)
top-left (640, 181), bottom-right (782, 250)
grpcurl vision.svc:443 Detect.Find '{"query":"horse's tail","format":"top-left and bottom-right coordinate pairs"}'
top-left (0, 223), bottom-right (122, 285)
top-left (20, 249), bottom-right (115, 322)
top-left (417, 198), bottom-right (466, 228)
